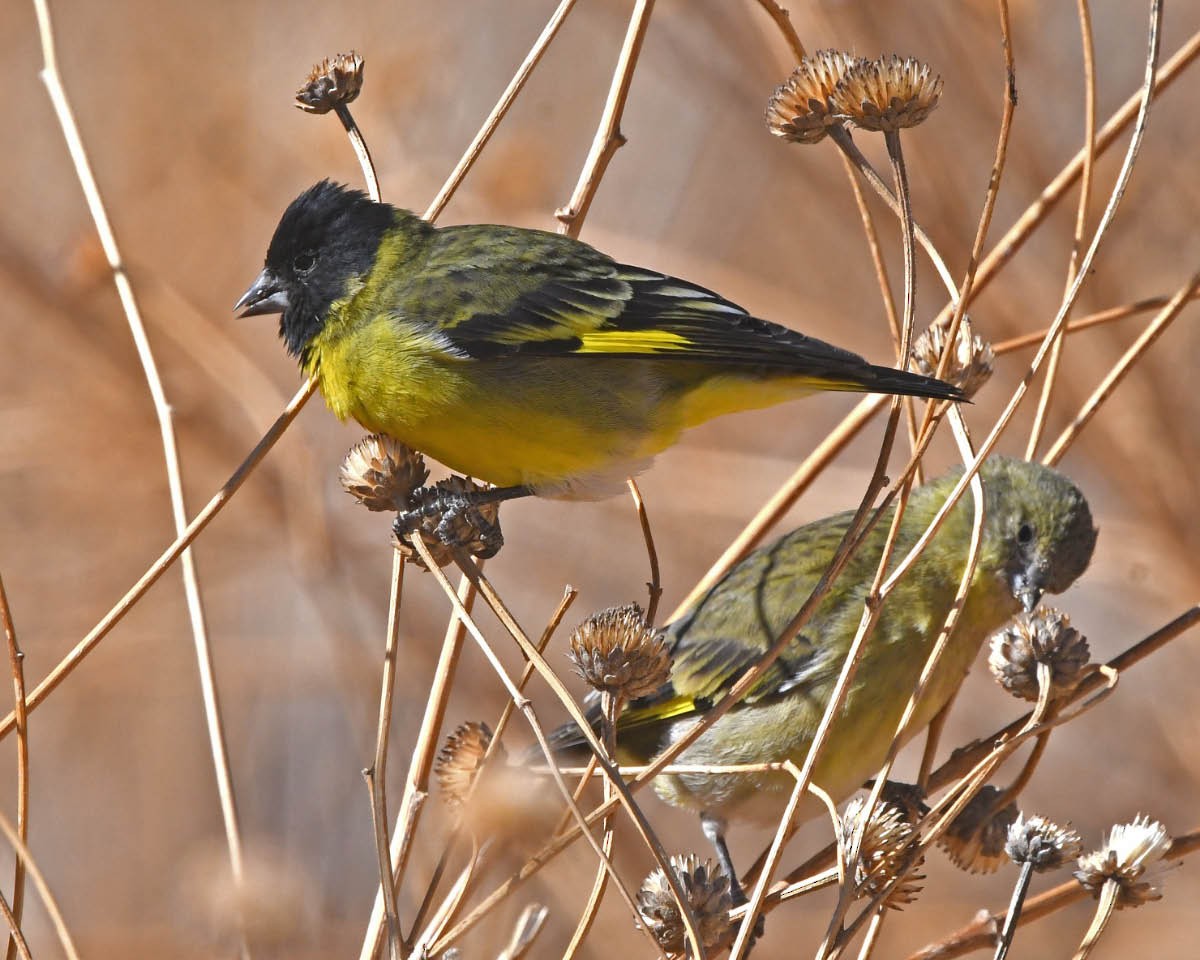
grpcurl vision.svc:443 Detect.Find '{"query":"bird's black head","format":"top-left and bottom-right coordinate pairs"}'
top-left (235, 180), bottom-right (398, 359)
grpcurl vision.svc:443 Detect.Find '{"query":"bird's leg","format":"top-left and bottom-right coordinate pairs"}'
top-left (702, 812), bottom-right (765, 942)
top-left (393, 483), bottom-right (532, 548)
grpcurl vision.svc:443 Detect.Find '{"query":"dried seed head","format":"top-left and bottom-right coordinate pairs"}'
top-left (832, 55), bottom-right (943, 133)
top-left (568, 604), bottom-right (671, 701)
top-left (880, 780), bottom-right (931, 826)
top-left (1006, 814), bottom-right (1083, 872)
top-left (766, 50), bottom-right (864, 144)
top-left (435, 722), bottom-right (499, 811)
top-left (395, 476), bottom-right (504, 569)
top-left (340, 434), bottom-right (429, 512)
top-left (939, 786), bottom-right (1020, 874)
top-left (910, 316), bottom-right (994, 400)
top-left (1075, 815), bottom-right (1177, 908)
top-left (989, 608), bottom-right (1091, 703)
top-left (296, 52), bottom-right (365, 114)
top-left (841, 796), bottom-right (925, 908)
top-left (637, 854), bottom-right (732, 955)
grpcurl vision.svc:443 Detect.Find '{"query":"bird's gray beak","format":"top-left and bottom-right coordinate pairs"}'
top-left (234, 269), bottom-right (289, 317)
top-left (1012, 572), bottom-right (1044, 612)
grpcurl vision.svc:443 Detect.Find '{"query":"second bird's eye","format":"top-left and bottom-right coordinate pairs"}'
top-left (293, 251), bottom-right (317, 275)
top-left (1017, 522), bottom-right (1035, 545)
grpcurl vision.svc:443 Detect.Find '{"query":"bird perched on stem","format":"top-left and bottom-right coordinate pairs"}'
top-left (236, 181), bottom-right (961, 535)
top-left (546, 457), bottom-right (1097, 902)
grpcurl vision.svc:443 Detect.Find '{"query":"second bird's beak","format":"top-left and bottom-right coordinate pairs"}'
top-left (1012, 571), bottom-right (1044, 612)
top-left (235, 269), bottom-right (289, 317)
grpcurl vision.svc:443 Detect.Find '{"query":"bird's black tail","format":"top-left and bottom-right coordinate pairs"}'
top-left (851, 363), bottom-right (965, 402)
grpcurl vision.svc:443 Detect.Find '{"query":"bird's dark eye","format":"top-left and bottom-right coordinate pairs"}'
top-left (1017, 522), bottom-right (1035, 546)
top-left (292, 250), bottom-right (317, 275)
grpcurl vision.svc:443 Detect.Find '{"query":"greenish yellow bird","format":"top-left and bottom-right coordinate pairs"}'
top-left (547, 456), bottom-right (1096, 898)
top-left (236, 181), bottom-right (961, 525)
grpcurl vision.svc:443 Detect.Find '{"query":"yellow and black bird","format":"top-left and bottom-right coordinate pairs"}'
top-left (236, 181), bottom-right (961, 529)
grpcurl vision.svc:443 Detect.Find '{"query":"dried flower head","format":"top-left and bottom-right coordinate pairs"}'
top-left (989, 608), bottom-right (1091, 703)
top-left (1075, 815), bottom-right (1177, 908)
top-left (435, 722), bottom-right (499, 811)
top-left (880, 780), bottom-right (930, 826)
top-left (340, 434), bottom-right (429, 512)
top-left (568, 604), bottom-right (670, 701)
top-left (832, 55), bottom-right (943, 133)
top-left (841, 796), bottom-right (925, 908)
top-left (766, 50), bottom-right (864, 144)
top-left (296, 52), bottom-right (365, 114)
top-left (939, 786), bottom-right (1020, 874)
top-left (395, 476), bottom-right (504, 569)
top-left (1006, 814), bottom-right (1082, 872)
top-left (637, 854), bottom-right (732, 955)
top-left (910, 316), bottom-right (995, 400)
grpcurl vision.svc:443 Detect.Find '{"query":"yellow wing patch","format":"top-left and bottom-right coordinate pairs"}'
top-left (576, 329), bottom-right (692, 354)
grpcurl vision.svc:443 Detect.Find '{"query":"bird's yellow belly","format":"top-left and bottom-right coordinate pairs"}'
top-left (313, 335), bottom-right (675, 496)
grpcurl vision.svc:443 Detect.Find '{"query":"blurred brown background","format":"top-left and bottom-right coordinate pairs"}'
top-left (1, 0), bottom-right (1198, 957)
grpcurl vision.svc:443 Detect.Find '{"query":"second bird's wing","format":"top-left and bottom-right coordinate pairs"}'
top-left (615, 510), bottom-right (861, 736)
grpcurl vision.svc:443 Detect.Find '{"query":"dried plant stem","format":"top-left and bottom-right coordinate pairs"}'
top-left (334, 104), bottom-right (381, 201)
top-left (921, 0), bottom-right (1013, 413)
top-left (30, 3), bottom-right (249, 951)
top-left (917, 695), bottom-right (956, 790)
top-left (445, 549), bottom-right (703, 957)
top-left (556, 0), bottom-right (656, 236)
top-left (1026, 0), bottom-right (1097, 459)
top-left (855, 909), bottom-right (886, 960)
top-left (364, 551), bottom-right (406, 960)
top-left (669, 393), bottom-right (881, 619)
top-left (828, 127), bottom-right (958, 300)
top-left (0, 805), bottom-right (79, 960)
top-left (561, 693), bottom-right (622, 960)
top-left (409, 587), bottom-right (577, 943)
top-left (1070, 879), bottom-right (1119, 960)
top-left (993, 861), bottom-right (1034, 960)
top-left (953, 24), bottom-right (1196, 314)
top-left (0, 888), bottom-right (30, 960)
top-left (626, 479), bottom-right (662, 623)
top-left (751, 0), bottom-right (805, 62)
top-left (678, 204), bottom-right (1182, 626)
top-left (0, 377), bottom-right (318, 742)
top-left (359, 572), bottom-right (472, 960)
top-left (1041, 270), bottom-right (1200, 466)
top-left (0, 576), bottom-right (26, 960)
top-left (927, 605), bottom-right (1199, 799)
top-left (993, 293), bottom-right (1200, 352)
top-left (820, 409), bottom-right (985, 960)
top-left (907, 829), bottom-right (1200, 960)
top-left (839, 149), bottom-right (920, 474)
top-left (424, 0), bottom-right (579, 221)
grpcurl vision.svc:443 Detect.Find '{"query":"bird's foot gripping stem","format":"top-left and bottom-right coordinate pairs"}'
top-left (392, 480), bottom-right (531, 567)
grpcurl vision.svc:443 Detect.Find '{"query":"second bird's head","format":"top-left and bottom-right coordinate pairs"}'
top-left (975, 457), bottom-right (1099, 613)
top-left (235, 181), bottom-right (408, 358)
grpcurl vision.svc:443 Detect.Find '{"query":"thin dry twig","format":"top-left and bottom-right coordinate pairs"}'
top-left (1026, 0), bottom-right (1098, 458)
top-left (751, 0), bottom-right (805, 62)
top-left (0, 805), bottom-right (80, 960)
top-left (29, 3), bottom-right (249, 949)
top-left (556, 0), bottom-right (656, 236)
top-left (0, 376), bottom-right (318, 740)
top-left (0, 576), bottom-right (27, 960)
top-left (1042, 270), bottom-right (1200, 466)
top-left (364, 551), bottom-right (406, 960)
top-left (359, 572), bottom-right (472, 960)
top-left (905, 828), bottom-right (1200, 960)
top-left (424, 0), bottom-right (580, 221)
top-left (0, 887), bottom-right (31, 960)
top-left (423, 543), bottom-right (679, 956)
top-left (626, 479), bottom-right (662, 624)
